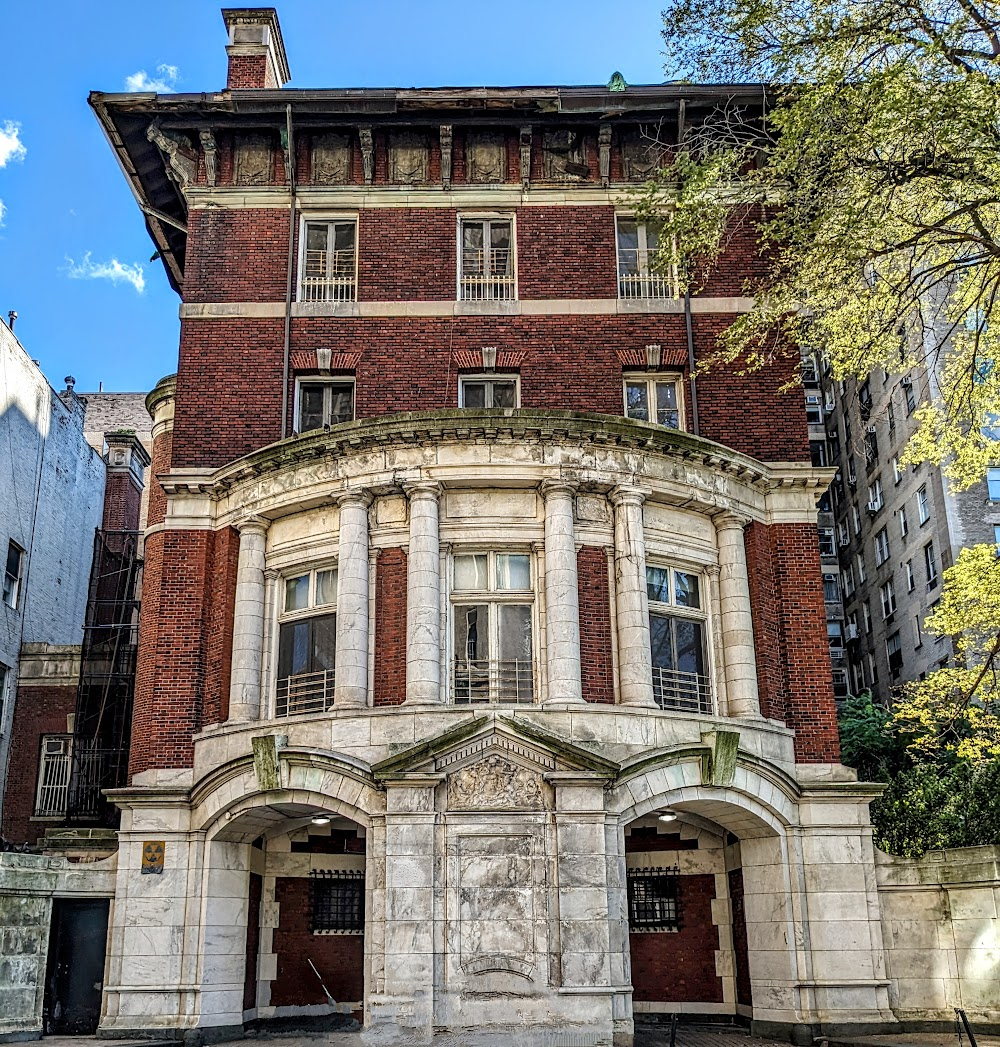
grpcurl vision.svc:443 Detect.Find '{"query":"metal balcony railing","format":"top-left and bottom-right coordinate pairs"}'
top-left (300, 250), bottom-right (356, 302)
top-left (276, 669), bottom-right (336, 717)
top-left (618, 269), bottom-right (677, 300)
top-left (651, 667), bottom-right (713, 714)
top-left (35, 747), bottom-right (72, 817)
top-left (453, 658), bottom-right (535, 704)
top-left (460, 249), bottom-right (515, 300)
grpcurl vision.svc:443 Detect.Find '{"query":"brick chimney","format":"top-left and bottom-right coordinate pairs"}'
top-left (222, 8), bottom-right (290, 89)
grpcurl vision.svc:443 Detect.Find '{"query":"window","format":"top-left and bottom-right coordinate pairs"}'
top-left (887, 399), bottom-right (896, 433)
top-left (822, 573), bottom-right (840, 602)
top-left (832, 668), bottom-right (849, 698)
top-left (862, 600), bottom-right (873, 634)
top-left (856, 552), bottom-right (867, 584)
top-left (852, 662), bottom-right (865, 693)
top-left (34, 735), bottom-right (72, 817)
top-left (867, 652), bottom-right (879, 687)
top-left (276, 568), bottom-right (338, 716)
top-left (859, 380), bottom-right (873, 418)
top-left (818, 528), bottom-right (836, 559)
top-left (3, 541), bottom-right (24, 609)
top-left (801, 354), bottom-right (819, 385)
top-left (988, 469), bottom-right (1000, 502)
top-left (828, 621), bottom-right (844, 652)
top-left (806, 402), bottom-right (823, 426)
top-left (874, 527), bottom-right (890, 567)
top-left (842, 563), bottom-right (856, 597)
top-left (891, 456), bottom-right (902, 485)
top-left (299, 219), bottom-right (357, 302)
top-left (624, 375), bottom-right (682, 429)
top-left (616, 218), bottom-right (676, 299)
top-left (309, 869), bottom-right (364, 933)
top-left (904, 380), bottom-right (917, 414)
top-left (868, 477), bottom-right (884, 513)
top-left (886, 632), bottom-right (903, 679)
top-left (852, 504), bottom-right (862, 536)
top-left (460, 217), bottom-right (515, 301)
top-left (810, 441), bottom-right (827, 467)
top-left (863, 427), bottom-right (879, 465)
top-left (847, 458), bottom-right (857, 486)
top-left (837, 521), bottom-right (850, 548)
top-left (899, 506), bottom-right (909, 539)
top-left (460, 376), bottom-right (518, 409)
top-left (0, 662), bottom-right (6, 730)
top-left (296, 380), bottom-right (355, 432)
top-left (627, 866), bottom-right (681, 931)
top-left (880, 577), bottom-right (897, 619)
top-left (646, 565), bottom-right (711, 713)
top-left (905, 560), bottom-right (915, 592)
top-left (913, 615), bottom-right (923, 649)
top-left (452, 551), bottom-right (534, 703)
top-left (924, 541), bottom-right (939, 588)
top-left (917, 485), bottom-right (930, 523)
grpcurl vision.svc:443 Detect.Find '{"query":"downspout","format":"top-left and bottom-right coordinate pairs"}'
top-left (281, 103), bottom-right (296, 440)
top-left (685, 283), bottom-right (700, 436)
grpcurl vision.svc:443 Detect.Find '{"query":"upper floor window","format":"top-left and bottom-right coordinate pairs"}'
top-left (917, 484), bottom-right (931, 522)
top-left (296, 379), bottom-right (355, 433)
top-left (300, 219), bottom-right (357, 303)
top-left (459, 218), bottom-right (515, 301)
top-left (988, 469), bottom-right (1000, 502)
top-left (459, 376), bottom-right (518, 409)
top-left (903, 378), bottom-right (917, 414)
top-left (867, 477), bottom-right (885, 514)
top-left (924, 541), bottom-right (939, 588)
top-left (276, 567), bottom-right (338, 717)
top-left (624, 375), bottom-right (682, 429)
top-left (616, 218), bottom-right (676, 299)
top-left (3, 541), bottom-right (24, 609)
top-left (646, 565), bottom-right (711, 714)
top-left (880, 576), bottom-right (897, 619)
top-left (35, 735), bottom-right (72, 817)
top-left (452, 551), bottom-right (534, 704)
top-left (874, 527), bottom-right (890, 567)
top-left (899, 506), bottom-right (909, 538)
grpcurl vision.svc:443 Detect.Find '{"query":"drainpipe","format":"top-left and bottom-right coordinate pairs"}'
top-left (281, 103), bottom-right (296, 440)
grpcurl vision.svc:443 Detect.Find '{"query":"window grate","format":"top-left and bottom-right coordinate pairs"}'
top-left (627, 865), bottom-right (682, 932)
top-left (310, 868), bottom-right (365, 934)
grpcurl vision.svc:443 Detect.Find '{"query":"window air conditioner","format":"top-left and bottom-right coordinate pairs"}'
top-left (901, 375), bottom-right (912, 386)
top-left (805, 395), bottom-right (822, 406)
top-left (839, 535), bottom-right (851, 547)
top-left (845, 623), bottom-right (859, 640)
top-left (866, 500), bottom-right (881, 513)
top-left (865, 425), bottom-right (877, 434)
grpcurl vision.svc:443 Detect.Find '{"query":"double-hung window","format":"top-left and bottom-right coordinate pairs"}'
top-left (924, 541), bottom-right (939, 588)
top-left (459, 218), bottom-right (515, 301)
top-left (624, 375), bottom-right (682, 429)
top-left (646, 565), bottom-right (711, 713)
top-left (296, 380), bottom-right (355, 432)
top-left (616, 218), bottom-right (676, 299)
top-left (917, 485), bottom-right (931, 523)
top-left (276, 567), bottom-right (338, 716)
top-left (459, 376), bottom-right (518, 408)
top-left (3, 541), bottom-right (24, 609)
top-left (880, 577), bottom-right (897, 619)
top-left (988, 469), bottom-right (1000, 502)
top-left (300, 219), bottom-right (357, 303)
top-left (452, 552), bottom-right (534, 704)
top-left (874, 527), bottom-right (890, 567)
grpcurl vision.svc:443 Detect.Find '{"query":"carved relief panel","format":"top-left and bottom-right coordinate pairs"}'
top-left (234, 133), bottom-right (273, 185)
top-left (447, 753), bottom-right (547, 811)
top-left (621, 130), bottom-right (670, 182)
top-left (311, 133), bottom-right (351, 184)
top-left (466, 132), bottom-right (507, 184)
top-left (542, 129), bottom-right (589, 181)
top-left (388, 131), bottom-right (429, 184)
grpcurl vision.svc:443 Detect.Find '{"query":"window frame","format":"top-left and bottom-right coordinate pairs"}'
top-left (275, 564), bottom-right (339, 717)
top-left (309, 868), bottom-right (365, 934)
top-left (988, 469), bottom-right (1000, 502)
top-left (622, 373), bottom-right (686, 431)
top-left (924, 541), bottom-right (939, 588)
top-left (626, 865), bottom-right (682, 932)
top-left (297, 216), bottom-right (359, 304)
top-left (615, 215), bottom-right (678, 300)
top-left (294, 377), bottom-right (356, 433)
top-left (880, 577), bottom-right (897, 619)
top-left (3, 540), bottom-right (24, 610)
top-left (457, 214), bottom-right (517, 302)
top-left (34, 734), bottom-right (73, 817)
top-left (458, 374), bottom-right (520, 409)
top-left (874, 527), bottom-right (890, 567)
top-left (449, 548), bottom-right (536, 705)
top-left (916, 485), bottom-right (931, 524)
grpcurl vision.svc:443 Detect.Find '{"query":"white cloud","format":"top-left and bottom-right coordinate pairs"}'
top-left (125, 64), bottom-right (180, 93)
top-left (0, 121), bottom-right (26, 168)
top-left (64, 253), bottom-right (145, 294)
top-left (0, 200), bottom-right (6, 227)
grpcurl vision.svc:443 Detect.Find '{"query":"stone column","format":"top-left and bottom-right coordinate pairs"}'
top-left (404, 481), bottom-right (443, 705)
top-left (229, 516), bottom-right (269, 722)
top-left (541, 481), bottom-right (584, 704)
top-left (714, 511), bottom-right (761, 718)
top-left (610, 485), bottom-right (656, 708)
top-left (335, 490), bottom-right (372, 708)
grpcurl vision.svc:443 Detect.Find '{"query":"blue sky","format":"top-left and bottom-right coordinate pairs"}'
top-left (0, 1), bottom-right (669, 394)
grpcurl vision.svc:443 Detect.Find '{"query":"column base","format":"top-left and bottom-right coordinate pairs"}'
top-left (542, 694), bottom-right (588, 707)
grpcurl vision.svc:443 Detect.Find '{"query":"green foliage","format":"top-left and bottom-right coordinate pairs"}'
top-left (837, 691), bottom-right (907, 781)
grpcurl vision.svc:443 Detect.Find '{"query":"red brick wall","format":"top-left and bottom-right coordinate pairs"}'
top-left (227, 53), bottom-right (272, 90)
top-left (0, 684), bottom-right (76, 846)
top-left (272, 877), bottom-right (364, 1006)
top-left (373, 547), bottom-right (407, 706)
top-left (745, 521), bottom-right (840, 762)
top-left (517, 207), bottom-right (617, 299)
top-left (102, 471), bottom-right (143, 532)
top-left (358, 209), bottom-right (455, 301)
top-left (185, 209), bottom-right (290, 303)
top-left (203, 525), bottom-right (240, 728)
top-left (629, 873), bottom-right (723, 1003)
top-left (147, 426), bottom-right (172, 528)
top-left (728, 867), bottom-right (752, 1008)
top-left (577, 546), bottom-right (614, 704)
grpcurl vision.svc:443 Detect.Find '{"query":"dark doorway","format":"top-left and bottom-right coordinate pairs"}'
top-left (44, 898), bottom-right (110, 1034)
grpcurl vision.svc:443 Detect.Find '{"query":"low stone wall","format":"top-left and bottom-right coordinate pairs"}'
top-left (877, 844), bottom-right (1000, 1025)
top-left (0, 851), bottom-right (116, 1041)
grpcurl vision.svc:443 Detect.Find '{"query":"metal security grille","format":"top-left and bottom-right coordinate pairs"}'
top-left (310, 869), bottom-right (365, 933)
top-left (627, 866), bottom-right (682, 932)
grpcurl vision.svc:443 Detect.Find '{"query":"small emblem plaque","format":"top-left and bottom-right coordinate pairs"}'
top-left (141, 840), bottom-right (165, 874)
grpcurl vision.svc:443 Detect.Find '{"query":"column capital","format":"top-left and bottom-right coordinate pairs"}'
top-left (236, 515), bottom-right (269, 537)
top-left (403, 479), bottom-right (443, 501)
top-left (333, 487), bottom-right (373, 510)
top-left (705, 563), bottom-right (722, 579)
top-left (609, 483), bottom-right (651, 509)
top-left (713, 510), bottom-right (750, 533)
top-left (539, 478), bottom-right (578, 500)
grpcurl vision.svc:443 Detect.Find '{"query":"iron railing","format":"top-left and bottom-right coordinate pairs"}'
top-left (618, 269), bottom-right (677, 300)
top-left (460, 249), bottom-right (515, 301)
top-left (651, 667), bottom-right (712, 714)
top-left (66, 746), bottom-right (123, 821)
top-left (276, 669), bottom-right (336, 717)
top-left (35, 743), bottom-right (72, 817)
top-left (300, 249), bottom-right (356, 302)
top-left (453, 658), bottom-right (535, 704)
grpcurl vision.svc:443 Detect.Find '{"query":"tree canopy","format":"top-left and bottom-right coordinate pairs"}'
top-left (640, 0), bottom-right (1000, 750)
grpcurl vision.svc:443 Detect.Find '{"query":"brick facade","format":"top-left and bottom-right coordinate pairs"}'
top-left (577, 545), bottom-right (615, 704)
top-left (101, 471), bottom-right (143, 532)
top-left (0, 684), bottom-right (76, 846)
top-left (373, 548), bottom-right (407, 706)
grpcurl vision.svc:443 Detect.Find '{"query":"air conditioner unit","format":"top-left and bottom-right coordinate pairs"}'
top-left (847, 476), bottom-right (857, 488)
top-left (824, 398), bottom-right (835, 412)
top-left (901, 375), bottom-right (913, 386)
top-left (845, 623), bottom-right (859, 640)
top-left (838, 536), bottom-right (850, 548)
top-left (805, 395), bottom-right (822, 406)
top-left (865, 425), bottom-right (877, 434)
top-left (866, 500), bottom-right (881, 514)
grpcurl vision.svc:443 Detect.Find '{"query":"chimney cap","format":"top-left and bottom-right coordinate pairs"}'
top-left (221, 8), bottom-right (290, 86)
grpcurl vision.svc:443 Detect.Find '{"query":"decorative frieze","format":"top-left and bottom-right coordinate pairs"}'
top-left (467, 131), bottom-right (507, 184)
top-left (622, 130), bottom-right (670, 182)
top-left (311, 132), bottom-right (350, 184)
top-left (598, 125), bottom-right (612, 187)
top-left (388, 131), bottom-right (429, 184)
top-left (234, 133), bottom-right (272, 185)
top-left (542, 129), bottom-right (589, 181)
top-left (359, 126), bottom-right (374, 184)
top-left (519, 126), bottom-right (532, 190)
top-left (448, 754), bottom-right (547, 810)
top-left (439, 125), bottom-right (452, 189)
